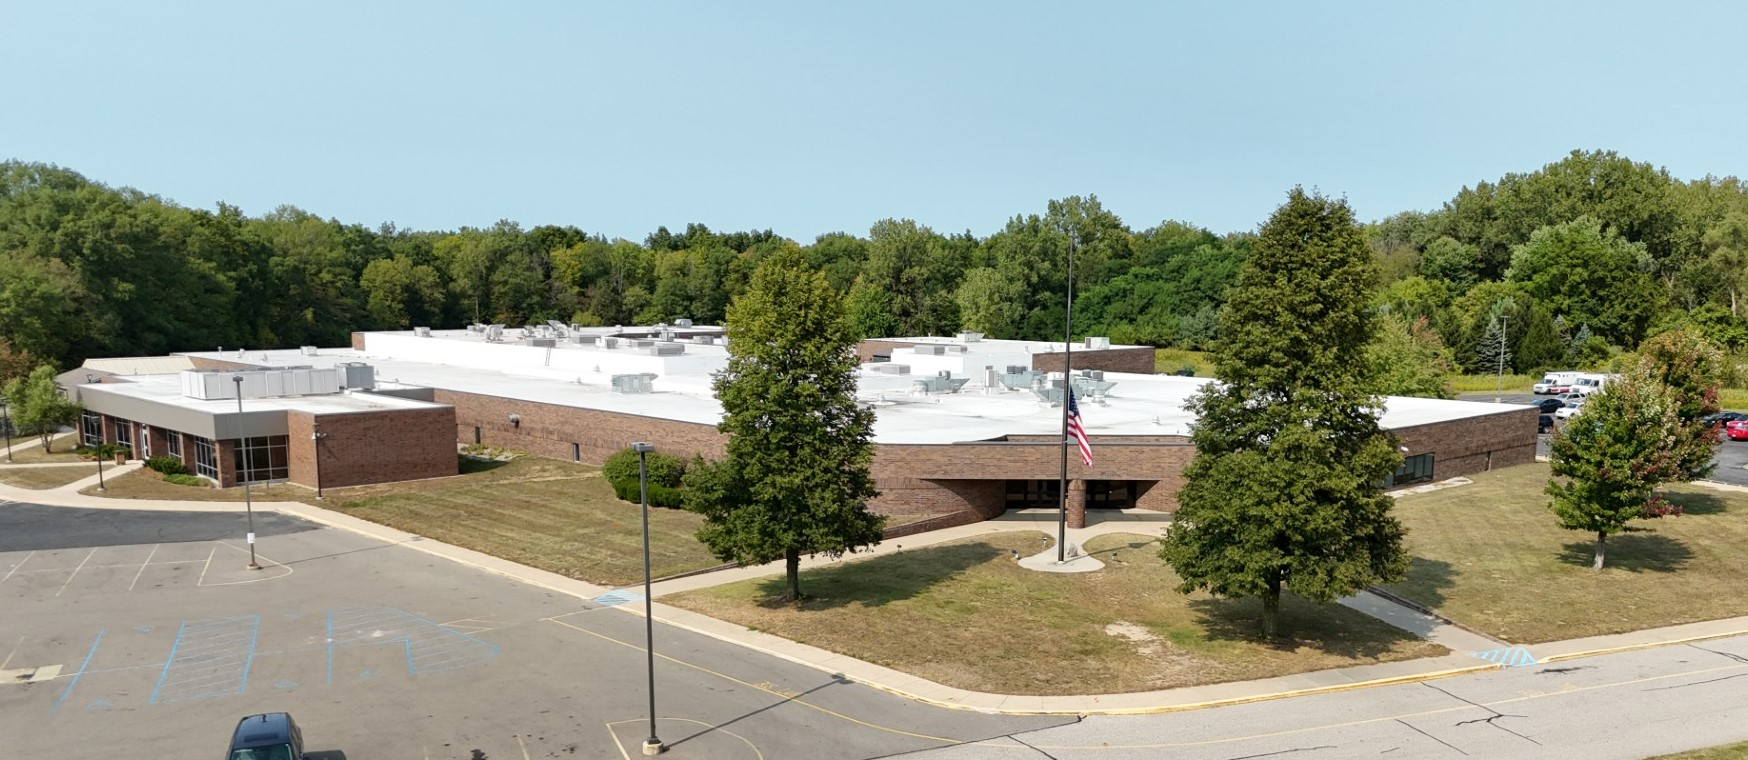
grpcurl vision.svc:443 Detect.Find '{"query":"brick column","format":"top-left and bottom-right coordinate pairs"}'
top-left (1067, 478), bottom-right (1088, 529)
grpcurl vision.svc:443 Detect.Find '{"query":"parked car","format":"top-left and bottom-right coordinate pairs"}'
top-left (1538, 414), bottom-right (1557, 433)
top-left (1554, 400), bottom-right (1585, 420)
top-left (1726, 420), bottom-right (1748, 442)
top-left (226, 713), bottom-right (305, 760)
top-left (1536, 398), bottom-right (1564, 414)
top-left (1700, 411), bottom-right (1748, 427)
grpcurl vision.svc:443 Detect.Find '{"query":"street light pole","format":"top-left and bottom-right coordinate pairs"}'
top-left (233, 375), bottom-right (260, 571)
top-left (631, 440), bottom-right (664, 756)
top-left (1495, 314), bottom-right (1509, 396)
top-left (1, 393), bottom-right (12, 463)
top-left (311, 425), bottom-right (326, 500)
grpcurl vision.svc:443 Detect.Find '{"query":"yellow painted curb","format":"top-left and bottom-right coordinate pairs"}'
top-left (1537, 629), bottom-right (1748, 664)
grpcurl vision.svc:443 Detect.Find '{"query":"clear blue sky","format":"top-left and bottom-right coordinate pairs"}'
top-left (6, 1), bottom-right (1745, 241)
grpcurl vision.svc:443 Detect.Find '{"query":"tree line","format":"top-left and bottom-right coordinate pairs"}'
top-left (2, 150), bottom-right (1746, 387)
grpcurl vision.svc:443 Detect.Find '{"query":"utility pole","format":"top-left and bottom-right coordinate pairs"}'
top-left (1495, 314), bottom-right (1509, 397)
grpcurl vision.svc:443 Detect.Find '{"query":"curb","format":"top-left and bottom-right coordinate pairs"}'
top-left (1537, 628), bottom-right (1748, 664)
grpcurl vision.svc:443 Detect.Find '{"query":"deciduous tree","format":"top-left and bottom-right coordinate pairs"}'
top-left (1160, 189), bottom-right (1408, 639)
top-left (684, 249), bottom-right (884, 602)
top-left (2, 364), bottom-right (80, 452)
top-left (1546, 368), bottom-right (1679, 570)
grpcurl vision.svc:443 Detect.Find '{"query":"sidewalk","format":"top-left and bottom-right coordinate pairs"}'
top-left (5, 476), bottom-right (1748, 714)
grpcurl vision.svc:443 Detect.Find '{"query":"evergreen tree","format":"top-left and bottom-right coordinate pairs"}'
top-left (1160, 189), bottom-right (1408, 639)
top-left (684, 249), bottom-right (885, 602)
top-left (1515, 304), bottom-right (1565, 373)
top-left (1476, 316), bottom-right (1512, 382)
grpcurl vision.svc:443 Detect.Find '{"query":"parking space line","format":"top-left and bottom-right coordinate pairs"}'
top-left (1, 635), bottom-right (22, 669)
top-left (325, 609), bottom-right (334, 685)
top-left (54, 549), bottom-right (96, 597)
top-left (1, 550), bottom-right (35, 585)
top-left (516, 734), bottom-right (531, 760)
top-left (195, 546), bottom-right (216, 586)
top-left (128, 544), bottom-right (159, 591)
top-left (545, 617), bottom-right (956, 743)
top-left (50, 628), bottom-right (104, 715)
top-left (150, 615), bottom-right (262, 703)
top-left (150, 621), bottom-right (189, 704)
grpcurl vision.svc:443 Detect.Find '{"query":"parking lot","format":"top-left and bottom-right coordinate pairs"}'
top-left (1470, 393), bottom-right (1748, 486)
top-left (0, 503), bottom-right (1065, 760)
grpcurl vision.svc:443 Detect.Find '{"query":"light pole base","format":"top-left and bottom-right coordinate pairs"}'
top-left (641, 739), bottom-right (666, 755)
top-left (247, 563), bottom-right (261, 571)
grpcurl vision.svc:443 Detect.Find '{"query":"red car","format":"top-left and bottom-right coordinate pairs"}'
top-left (1727, 420), bottom-right (1748, 441)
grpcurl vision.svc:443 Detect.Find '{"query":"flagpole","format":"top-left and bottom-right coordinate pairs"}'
top-left (1058, 235), bottom-right (1074, 564)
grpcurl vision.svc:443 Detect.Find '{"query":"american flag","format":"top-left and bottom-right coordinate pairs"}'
top-left (1067, 389), bottom-right (1093, 467)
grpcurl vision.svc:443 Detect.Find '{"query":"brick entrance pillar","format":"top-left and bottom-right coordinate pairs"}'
top-left (1067, 479), bottom-right (1088, 529)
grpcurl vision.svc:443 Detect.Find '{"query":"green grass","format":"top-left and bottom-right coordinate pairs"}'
top-left (1645, 742), bottom-right (1748, 760)
top-left (2, 433), bottom-right (83, 463)
top-left (1154, 348), bottom-right (1214, 376)
top-left (1719, 387), bottom-right (1748, 412)
top-left (81, 468), bottom-right (312, 502)
top-left (326, 457), bottom-right (721, 586)
top-left (1447, 373), bottom-right (1539, 393)
top-left (1382, 462), bottom-right (1748, 643)
top-left (666, 532), bottom-right (1445, 696)
top-left (0, 465), bottom-right (101, 489)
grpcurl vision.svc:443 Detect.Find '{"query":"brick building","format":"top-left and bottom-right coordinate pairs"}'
top-left (70, 326), bottom-right (1537, 527)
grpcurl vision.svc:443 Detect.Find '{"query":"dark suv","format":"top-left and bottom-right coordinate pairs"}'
top-left (226, 713), bottom-right (305, 760)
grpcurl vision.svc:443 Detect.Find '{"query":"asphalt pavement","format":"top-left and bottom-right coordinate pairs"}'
top-left (0, 505), bottom-right (1068, 760)
top-left (1461, 392), bottom-right (1748, 483)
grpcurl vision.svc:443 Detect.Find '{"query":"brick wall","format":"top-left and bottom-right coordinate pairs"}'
top-left (351, 332), bottom-right (367, 351)
top-left (286, 408), bottom-right (458, 490)
top-left (1391, 408), bottom-right (1539, 481)
top-left (186, 356), bottom-right (266, 371)
top-left (1029, 346), bottom-right (1156, 375)
top-left (433, 389), bottom-right (729, 465)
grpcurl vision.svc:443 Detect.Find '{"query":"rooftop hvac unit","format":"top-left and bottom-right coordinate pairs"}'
top-left (873, 364), bottom-right (911, 375)
top-left (485, 324), bottom-right (505, 342)
top-left (630, 339), bottom-right (655, 348)
top-left (575, 335), bottom-right (599, 345)
top-left (648, 344), bottom-right (684, 356)
top-left (675, 318), bottom-right (694, 328)
top-left (1006, 365), bottom-right (1027, 374)
top-left (300, 346), bottom-right (319, 356)
top-left (603, 337), bottom-right (619, 348)
top-left (945, 345), bottom-right (967, 354)
top-left (528, 337), bottom-right (556, 348)
top-left (467, 323), bottom-right (485, 333)
top-left (545, 320), bottom-right (570, 336)
top-left (337, 362), bottom-right (376, 390)
top-left (956, 331), bottom-right (984, 342)
top-left (1084, 336), bottom-right (1112, 350)
top-left (914, 345), bottom-right (946, 355)
top-left (413, 326), bottom-right (431, 337)
top-left (610, 373), bottom-right (657, 394)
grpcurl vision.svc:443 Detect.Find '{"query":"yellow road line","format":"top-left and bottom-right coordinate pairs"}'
top-left (545, 616), bottom-right (957, 743)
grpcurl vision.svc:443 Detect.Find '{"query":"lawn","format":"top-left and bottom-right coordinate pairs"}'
top-left (81, 468), bottom-right (315, 502)
top-left (1647, 743), bottom-right (1748, 760)
top-left (1383, 462), bottom-right (1748, 643)
top-left (0, 465), bottom-right (100, 489)
top-left (1153, 348), bottom-right (1213, 376)
top-left (326, 457), bottom-right (722, 586)
top-left (2, 433), bottom-right (83, 463)
top-left (666, 532), bottom-right (1445, 696)
top-left (1448, 373), bottom-right (1538, 393)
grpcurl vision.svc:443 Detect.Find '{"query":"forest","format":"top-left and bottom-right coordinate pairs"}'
top-left (1, 150), bottom-right (1745, 389)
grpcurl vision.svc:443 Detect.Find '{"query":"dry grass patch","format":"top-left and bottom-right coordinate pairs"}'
top-left (80, 468), bottom-right (312, 502)
top-left (1448, 373), bottom-right (1538, 393)
top-left (666, 532), bottom-right (1444, 696)
top-left (1383, 462), bottom-right (1748, 643)
top-left (3, 433), bottom-right (83, 463)
top-left (1154, 348), bottom-right (1213, 376)
top-left (0, 465), bottom-right (100, 489)
top-left (328, 457), bottom-right (719, 586)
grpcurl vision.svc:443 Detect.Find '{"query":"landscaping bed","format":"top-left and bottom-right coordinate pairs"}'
top-left (665, 532), bottom-right (1445, 696)
top-left (1384, 462), bottom-right (1748, 643)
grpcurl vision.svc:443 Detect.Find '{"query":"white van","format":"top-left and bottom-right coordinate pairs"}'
top-left (1533, 371), bottom-right (1582, 394)
top-left (1572, 373), bottom-right (1614, 396)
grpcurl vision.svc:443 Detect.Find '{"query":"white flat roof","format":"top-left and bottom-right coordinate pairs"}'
top-left (169, 331), bottom-right (1530, 445)
top-left (91, 373), bottom-right (444, 416)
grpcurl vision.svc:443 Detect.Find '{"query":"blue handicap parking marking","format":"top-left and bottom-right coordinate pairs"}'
top-left (592, 589), bottom-right (644, 607)
top-left (1470, 646), bottom-right (1538, 668)
top-left (326, 606), bottom-right (500, 681)
top-left (150, 615), bottom-right (262, 703)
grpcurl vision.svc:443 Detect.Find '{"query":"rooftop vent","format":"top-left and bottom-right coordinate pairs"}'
top-left (872, 364), bottom-right (912, 375)
top-left (647, 344), bottom-right (684, 356)
top-left (300, 346), bottom-right (319, 356)
top-left (575, 335), bottom-right (599, 345)
top-left (1084, 336), bottom-right (1112, 350)
top-left (485, 324), bottom-right (505, 342)
top-left (956, 331), bottom-right (984, 342)
top-left (911, 375), bottom-right (970, 394)
top-left (914, 345), bottom-right (946, 355)
top-left (675, 318), bottom-right (694, 328)
top-left (413, 326), bottom-right (431, 337)
top-left (610, 373), bottom-right (658, 394)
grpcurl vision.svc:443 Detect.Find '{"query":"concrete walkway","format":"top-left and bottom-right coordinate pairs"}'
top-left (6, 474), bottom-right (1748, 714)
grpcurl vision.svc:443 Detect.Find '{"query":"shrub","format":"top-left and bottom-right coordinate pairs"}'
top-left (612, 478), bottom-right (685, 508)
top-left (164, 473), bottom-right (208, 487)
top-left (145, 456), bottom-right (188, 475)
top-left (602, 448), bottom-right (686, 489)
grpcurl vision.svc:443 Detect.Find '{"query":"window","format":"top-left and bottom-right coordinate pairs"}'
top-left (81, 412), bottom-right (102, 446)
top-left (1388, 453), bottom-right (1435, 487)
top-left (571, 442), bottom-right (581, 462)
top-left (113, 419), bottom-right (133, 449)
top-left (234, 435), bottom-right (290, 483)
top-left (166, 431), bottom-right (181, 459)
top-left (474, 426), bottom-right (482, 444)
top-left (1005, 480), bottom-right (1061, 510)
top-left (192, 436), bottom-right (218, 478)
